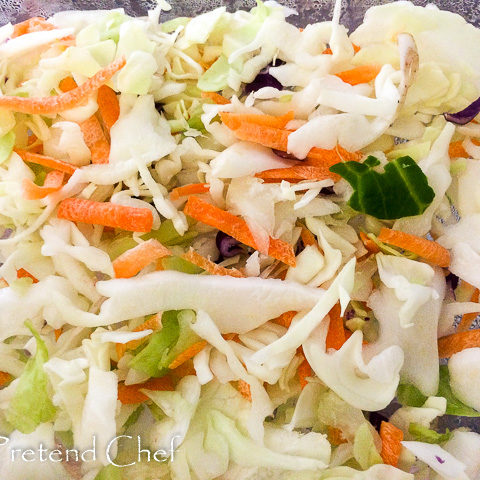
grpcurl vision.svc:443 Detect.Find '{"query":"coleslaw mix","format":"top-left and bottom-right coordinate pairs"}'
top-left (0, 0), bottom-right (480, 479)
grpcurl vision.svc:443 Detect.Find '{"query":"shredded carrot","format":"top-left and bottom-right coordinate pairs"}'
top-left (113, 239), bottom-right (171, 278)
top-left (256, 164), bottom-right (340, 183)
top-left (79, 115), bottom-right (110, 164)
top-left (298, 357), bottom-right (312, 389)
top-left (116, 314), bottom-right (163, 360)
top-left (118, 377), bottom-right (175, 405)
top-left (449, 139), bottom-right (480, 158)
top-left (201, 91), bottom-right (231, 105)
top-left (380, 421), bottom-right (404, 467)
top-left (220, 111), bottom-right (294, 130)
top-left (301, 227), bottom-right (316, 247)
top-left (457, 288), bottom-right (480, 333)
top-left (170, 183), bottom-right (210, 201)
top-left (0, 57), bottom-right (126, 114)
top-left (328, 427), bottom-right (348, 446)
top-left (184, 196), bottom-right (296, 267)
top-left (438, 330), bottom-right (480, 358)
top-left (54, 328), bottom-right (63, 341)
top-left (182, 248), bottom-right (245, 278)
top-left (97, 85), bottom-right (120, 131)
top-left (325, 303), bottom-right (346, 350)
top-left (22, 170), bottom-right (65, 200)
top-left (168, 341), bottom-right (208, 370)
top-left (58, 76), bottom-right (78, 92)
top-left (335, 65), bottom-right (382, 86)
top-left (377, 228), bottom-right (451, 268)
top-left (237, 380), bottom-right (252, 402)
top-left (323, 44), bottom-right (361, 55)
top-left (57, 198), bottom-right (154, 233)
top-left (12, 17), bottom-right (55, 38)
top-left (359, 231), bottom-right (380, 254)
top-left (16, 268), bottom-right (39, 283)
top-left (273, 311), bottom-right (297, 328)
top-left (220, 114), bottom-right (361, 165)
top-left (0, 371), bottom-right (12, 387)
top-left (16, 149), bottom-right (77, 175)
top-left (170, 361), bottom-right (197, 377)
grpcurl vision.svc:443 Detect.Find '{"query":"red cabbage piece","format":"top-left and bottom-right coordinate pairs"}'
top-left (444, 96), bottom-right (480, 125)
top-left (216, 231), bottom-right (243, 258)
top-left (244, 61), bottom-right (286, 94)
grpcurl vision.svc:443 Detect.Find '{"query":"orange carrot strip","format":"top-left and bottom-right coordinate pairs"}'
top-left (274, 311), bottom-right (297, 328)
top-left (12, 17), bottom-right (55, 38)
top-left (168, 341), bottom-right (208, 370)
top-left (359, 231), bottom-right (380, 254)
top-left (438, 330), bottom-right (480, 358)
top-left (220, 111), bottom-right (294, 130)
top-left (57, 198), bottom-right (154, 232)
top-left (113, 239), bottom-right (171, 278)
top-left (380, 421), bottom-right (404, 467)
top-left (97, 85), bottom-right (120, 131)
top-left (170, 362), bottom-right (197, 377)
top-left (182, 248), bottom-right (245, 278)
top-left (301, 227), bottom-right (316, 247)
top-left (170, 183), bottom-right (210, 201)
top-left (457, 288), bottom-right (480, 333)
top-left (0, 371), bottom-right (12, 387)
top-left (377, 228), bottom-right (451, 268)
top-left (59, 76), bottom-right (78, 92)
top-left (201, 91), bottom-right (231, 105)
top-left (328, 426), bottom-right (348, 446)
top-left (54, 328), bottom-right (63, 342)
top-left (220, 114), bottom-right (361, 165)
top-left (0, 57), bottom-right (126, 114)
top-left (16, 149), bottom-right (77, 175)
top-left (16, 268), bottom-right (38, 283)
top-left (298, 357), bottom-right (312, 389)
top-left (184, 196), bottom-right (296, 267)
top-left (237, 380), bottom-right (252, 402)
top-left (256, 164), bottom-right (340, 183)
top-left (449, 139), bottom-right (480, 158)
top-left (335, 65), bottom-right (382, 86)
top-left (79, 115), bottom-right (110, 164)
top-left (118, 377), bottom-right (175, 405)
top-left (22, 170), bottom-right (65, 200)
top-left (325, 303), bottom-right (346, 350)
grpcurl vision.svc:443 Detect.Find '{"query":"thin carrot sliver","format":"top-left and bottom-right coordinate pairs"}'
top-left (170, 183), bottom-right (210, 201)
top-left (237, 380), bottom-right (252, 402)
top-left (335, 65), bottom-right (382, 86)
top-left (325, 303), bottom-right (346, 350)
top-left (54, 328), bottom-right (63, 341)
top-left (16, 268), bottom-right (38, 283)
top-left (438, 330), bottom-right (480, 358)
top-left (118, 377), bottom-right (174, 405)
top-left (57, 198), bottom-right (154, 233)
top-left (0, 371), bottom-right (12, 387)
top-left (359, 231), bottom-right (380, 254)
top-left (220, 111), bottom-right (294, 129)
top-left (201, 91), bottom-right (230, 105)
top-left (328, 426), bottom-right (348, 446)
top-left (256, 164), bottom-right (339, 182)
top-left (184, 196), bottom-right (296, 267)
top-left (273, 311), bottom-right (297, 328)
top-left (0, 57), bottom-right (126, 114)
top-left (301, 227), bottom-right (316, 247)
top-left (182, 248), bottom-right (245, 278)
top-left (79, 115), bottom-right (110, 164)
top-left (168, 340), bottom-right (207, 370)
top-left (380, 421), bottom-right (404, 467)
top-left (457, 288), bottom-right (480, 333)
top-left (113, 239), bottom-right (171, 278)
top-left (377, 228), bottom-right (451, 268)
top-left (298, 357), bottom-right (312, 389)
top-left (12, 17), bottom-right (55, 38)
top-left (449, 139), bottom-right (480, 158)
top-left (22, 170), bottom-right (65, 200)
top-left (97, 85), bottom-right (120, 131)
top-left (16, 149), bottom-right (77, 175)
top-left (59, 76), bottom-right (78, 92)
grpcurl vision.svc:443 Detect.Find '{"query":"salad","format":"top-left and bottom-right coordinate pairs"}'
top-left (0, 0), bottom-right (480, 478)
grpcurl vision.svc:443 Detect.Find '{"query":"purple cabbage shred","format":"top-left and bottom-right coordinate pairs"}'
top-left (435, 455), bottom-right (445, 464)
top-left (1, 228), bottom-right (13, 239)
top-left (244, 61), bottom-right (286, 94)
top-left (444, 96), bottom-right (480, 125)
top-left (216, 232), bottom-right (243, 258)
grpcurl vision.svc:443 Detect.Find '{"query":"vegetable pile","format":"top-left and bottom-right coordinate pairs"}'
top-left (0, 1), bottom-right (479, 479)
